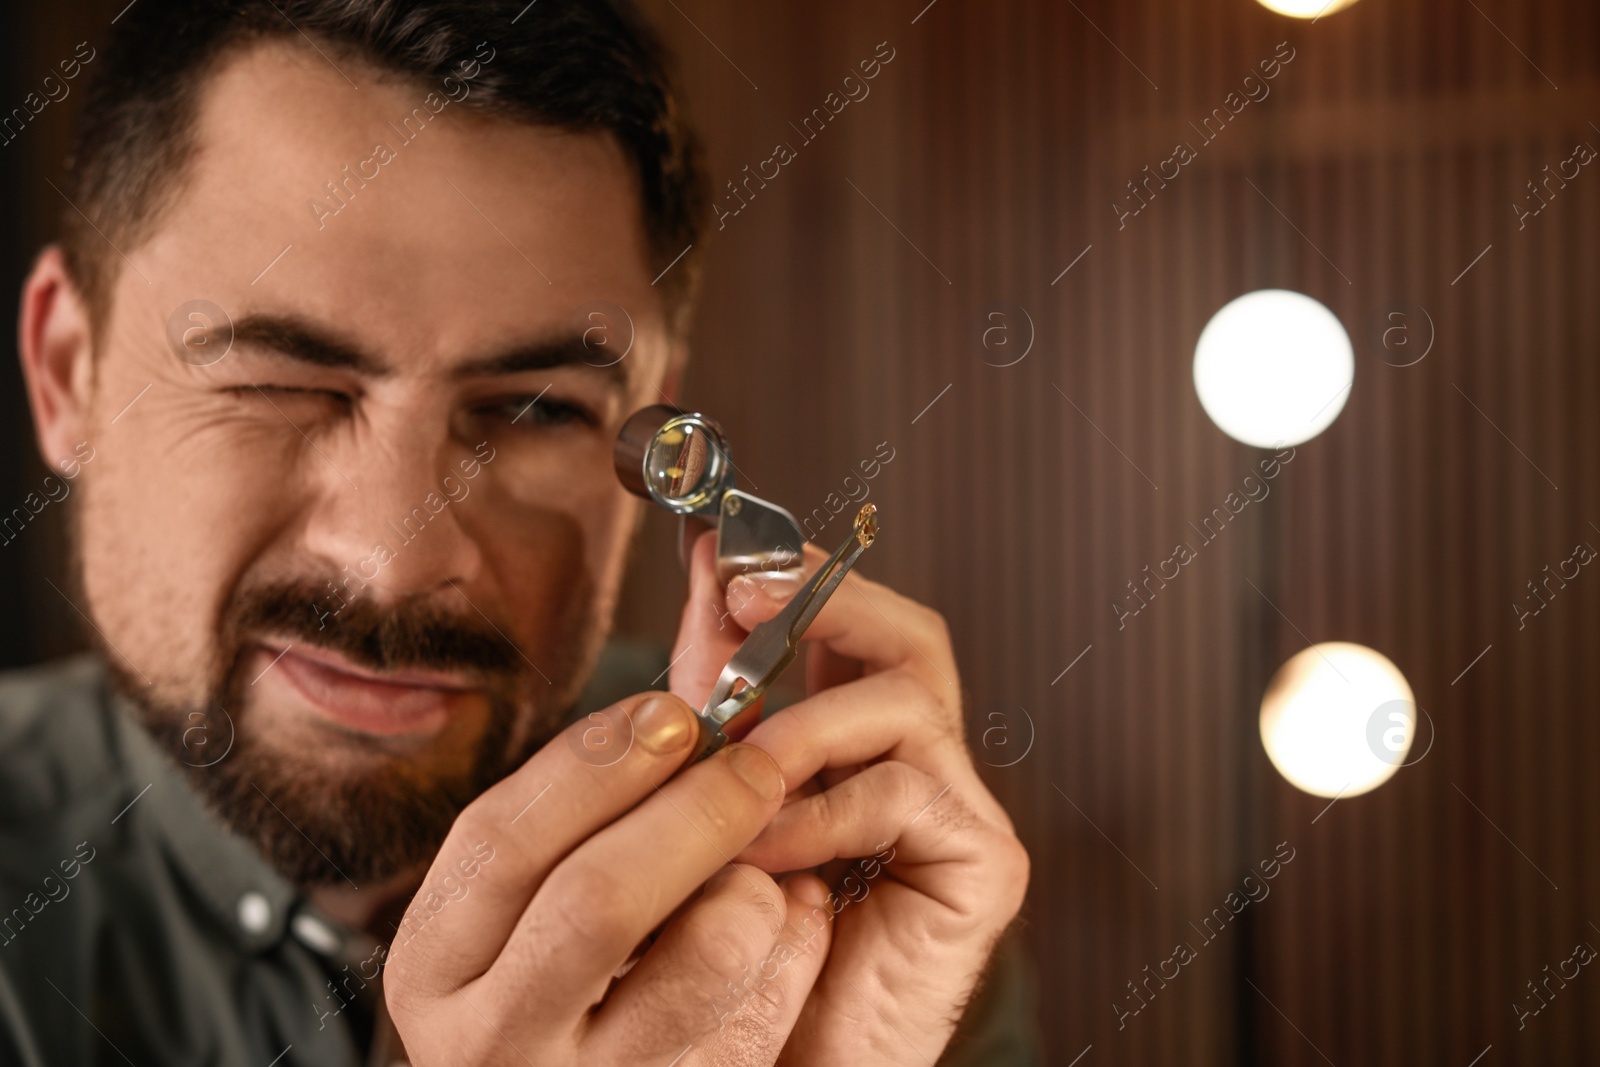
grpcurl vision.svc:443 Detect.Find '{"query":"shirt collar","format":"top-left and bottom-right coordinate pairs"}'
top-left (95, 640), bottom-right (666, 963)
top-left (107, 684), bottom-right (343, 958)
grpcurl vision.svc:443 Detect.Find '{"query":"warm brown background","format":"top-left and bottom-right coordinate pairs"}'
top-left (4, 1), bottom-right (1599, 1064)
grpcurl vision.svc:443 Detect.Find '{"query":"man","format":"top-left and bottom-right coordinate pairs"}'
top-left (0, 1), bottom-right (1034, 1063)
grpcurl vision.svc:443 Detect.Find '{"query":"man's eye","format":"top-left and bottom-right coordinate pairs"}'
top-left (492, 397), bottom-right (596, 428)
top-left (229, 385), bottom-right (353, 409)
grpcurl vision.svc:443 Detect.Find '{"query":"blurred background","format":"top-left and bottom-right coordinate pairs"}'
top-left (4, 0), bottom-right (1599, 1063)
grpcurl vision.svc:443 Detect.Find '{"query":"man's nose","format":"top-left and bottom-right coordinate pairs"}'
top-left (300, 433), bottom-right (485, 599)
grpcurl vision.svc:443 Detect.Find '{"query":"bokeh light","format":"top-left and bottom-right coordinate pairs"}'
top-left (1254, 0), bottom-right (1362, 18)
top-left (1259, 642), bottom-right (1415, 798)
top-left (1193, 289), bottom-right (1354, 448)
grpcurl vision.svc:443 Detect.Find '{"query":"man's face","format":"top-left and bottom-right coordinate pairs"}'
top-left (49, 44), bottom-right (674, 886)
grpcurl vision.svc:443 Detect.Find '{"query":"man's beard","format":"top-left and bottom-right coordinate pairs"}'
top-left (109, 575), bottom-right (599, 889)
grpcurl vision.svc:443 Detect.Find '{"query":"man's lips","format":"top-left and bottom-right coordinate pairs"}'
top-left (258, 643), bottom-right (481, 737)
top-left (274, 643), bottom-right (477, 691)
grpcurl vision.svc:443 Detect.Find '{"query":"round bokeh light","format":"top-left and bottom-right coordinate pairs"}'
top-left (1193, 289), bottom-right (1353, 448)
top-left (1259, 642), bottom-right (1415, 798)
top-left (1254, 0), bottom-right (1361, 18)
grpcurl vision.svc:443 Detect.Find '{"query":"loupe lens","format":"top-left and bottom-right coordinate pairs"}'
top-left (646, 421), bottom-right (719, 508)
top-left (614, 405), bottom-right (732, 515)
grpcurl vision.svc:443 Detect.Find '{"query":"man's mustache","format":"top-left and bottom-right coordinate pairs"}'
top-left (225, 580), bottom-right (524, 679)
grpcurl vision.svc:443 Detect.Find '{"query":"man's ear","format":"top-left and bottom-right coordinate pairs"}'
top-left (18, 246), bottom-right (95, 470)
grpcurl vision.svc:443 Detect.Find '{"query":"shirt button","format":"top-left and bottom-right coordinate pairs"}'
top-left (290, 913), bottom-right (342, 955)
top-left (237, 891), bottom-right (272, 936)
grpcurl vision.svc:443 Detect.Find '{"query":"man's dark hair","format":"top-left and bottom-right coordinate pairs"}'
top-left (60, 0), bottom-right (708, 334)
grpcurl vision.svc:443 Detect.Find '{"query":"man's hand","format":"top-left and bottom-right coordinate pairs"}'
top-left (383, 679), bottom-right (836, 1063)
top-left (673, 532), bottom-right (1031, 1065)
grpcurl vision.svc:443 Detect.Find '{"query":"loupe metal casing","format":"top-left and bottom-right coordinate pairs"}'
top-left (614, 404), bottom-right (805, 583)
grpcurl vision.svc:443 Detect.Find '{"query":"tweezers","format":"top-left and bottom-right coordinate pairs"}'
top-left (692, 503), bottom-right (879, 759)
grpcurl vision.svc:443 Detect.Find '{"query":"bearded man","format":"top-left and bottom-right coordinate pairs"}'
top-left (0, 2), bottom-right (1034, 1063)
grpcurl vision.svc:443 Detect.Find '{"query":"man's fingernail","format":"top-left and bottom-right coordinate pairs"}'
top-left (635, 694), bottom-right (694, 756)
top-left (723, 743), bottom-right (785, 801)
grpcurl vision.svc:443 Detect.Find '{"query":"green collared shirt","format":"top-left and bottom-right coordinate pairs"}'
top-left (0, 651), bottom-right (1037, 1066)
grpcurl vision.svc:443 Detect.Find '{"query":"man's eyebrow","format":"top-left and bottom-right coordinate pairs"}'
top-left (228, 315), bottom-right (391, 376)
top-left (451, 333), bottom-right (631, 390)
top-left (223, 317), bottom-right (629, 388)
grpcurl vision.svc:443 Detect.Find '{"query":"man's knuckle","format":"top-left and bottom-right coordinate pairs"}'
top-left (874, 669), bottom-right (947, 732)
top-left (718, 864), bottom-right (785, 934)
top-left (943, 827), bottom-right (1030, 926)
top-left (700, 754), bottom-right (781, 826)
top-left (743, 874), bottom-right (786, 939)
top-left (543, 867), bottom-right (636, 956)
top-left (381, 955), bottom-right (422, 1015)
top-left (889, 760), bottom-right (934, 807)
top-left (997, 832), bottom-right (1032, 909)
top-left (685, 923), bottom-right (759, 987)
top-left (446, 803), bottom-right (500, 863)
top-left (734, 976), bottom-right (789, 1032)
top-left (810, 776), bottom-right (845, 830)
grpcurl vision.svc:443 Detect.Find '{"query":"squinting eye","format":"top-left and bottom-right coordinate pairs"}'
top-left (230, 385), bottom-right (353, 409)
top-left (492, 397), bottom-right (597, 429)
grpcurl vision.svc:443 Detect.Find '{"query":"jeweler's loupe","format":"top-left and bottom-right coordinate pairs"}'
top-left (615, 406), bottom-right (880, 759)
top-left (614, 404), bottom-right (805, 582)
